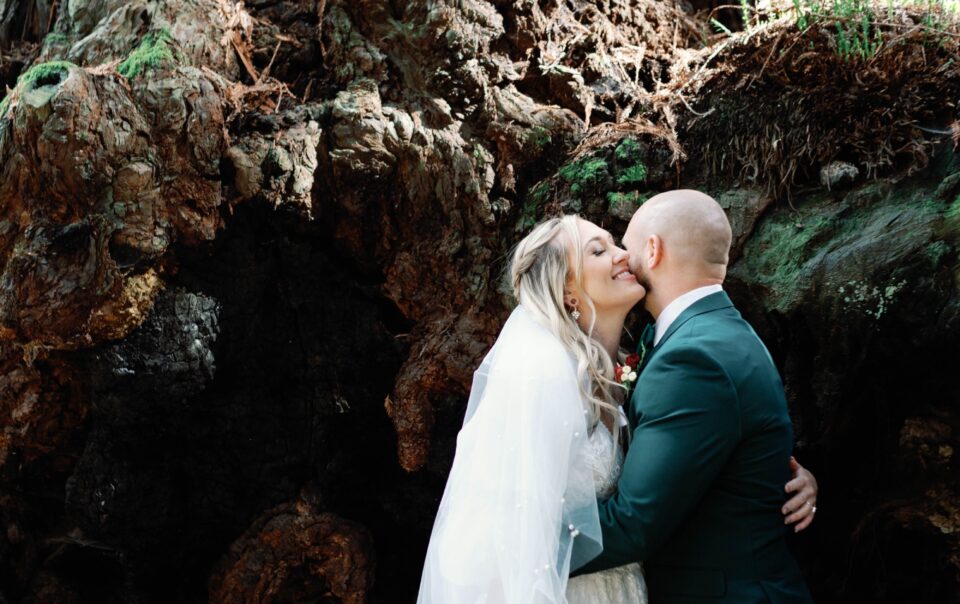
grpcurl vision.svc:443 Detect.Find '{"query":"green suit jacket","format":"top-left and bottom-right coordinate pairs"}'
top-left (576, 291), bottom-right (813, 604)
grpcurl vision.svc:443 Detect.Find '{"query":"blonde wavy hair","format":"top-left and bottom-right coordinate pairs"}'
top-left (509, 215), bottom-right (625, 446)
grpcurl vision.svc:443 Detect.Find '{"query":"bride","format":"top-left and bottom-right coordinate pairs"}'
top-left (417, 215), bottom-right (814, 603)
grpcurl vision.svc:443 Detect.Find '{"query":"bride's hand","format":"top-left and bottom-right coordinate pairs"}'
top-left (782, 456), bottom-right (817, 533)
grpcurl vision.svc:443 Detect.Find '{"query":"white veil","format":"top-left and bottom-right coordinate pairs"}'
top-left (417, 304), bottom-right (602, 604)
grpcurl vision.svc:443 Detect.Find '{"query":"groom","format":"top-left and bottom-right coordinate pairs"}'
top-left (576, 190), bottom-right (814, 603)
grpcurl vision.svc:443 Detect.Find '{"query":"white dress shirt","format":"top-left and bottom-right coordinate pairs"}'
top-left (653, 284), bottom-right (724, 346)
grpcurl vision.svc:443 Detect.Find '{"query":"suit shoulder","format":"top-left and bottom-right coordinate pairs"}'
top-left (645, 342), bottom-right (735, 392)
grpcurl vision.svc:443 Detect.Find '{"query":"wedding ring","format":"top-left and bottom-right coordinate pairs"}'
top-left (811, 506), bottom-right (817, 514)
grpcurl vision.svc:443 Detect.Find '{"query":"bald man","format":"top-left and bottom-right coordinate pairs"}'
top-left (575, 190), bottom-right (814, 603)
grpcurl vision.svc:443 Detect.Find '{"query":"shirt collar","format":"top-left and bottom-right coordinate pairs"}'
top-left (654, 284), bottom-right (724, 346)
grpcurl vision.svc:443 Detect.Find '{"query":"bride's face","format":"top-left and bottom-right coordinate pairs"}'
top-left (566, 219), bottom-right (646, 317)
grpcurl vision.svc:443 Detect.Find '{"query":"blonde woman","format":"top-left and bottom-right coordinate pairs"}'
top-left (417, 213), bottom-right (817, 603)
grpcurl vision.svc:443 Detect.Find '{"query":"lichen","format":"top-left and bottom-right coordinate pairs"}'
top-left (837, 279), bottom-right (906, 320)
top-left (118, 29), bottom-right (178, 79)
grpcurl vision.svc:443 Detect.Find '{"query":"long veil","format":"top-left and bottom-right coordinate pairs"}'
top-left (417, 304), bottom-right (602, 603)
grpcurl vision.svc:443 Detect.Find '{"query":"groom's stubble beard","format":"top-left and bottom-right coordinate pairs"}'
top-left (629, 260), bottom-right (654, 309)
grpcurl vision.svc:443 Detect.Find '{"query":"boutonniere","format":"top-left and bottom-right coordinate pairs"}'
top-left (615, 353), bottom-right (641, 395)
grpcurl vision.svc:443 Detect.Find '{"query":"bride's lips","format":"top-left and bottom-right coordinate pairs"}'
top-left (612, 268), bottom-right (636, 281)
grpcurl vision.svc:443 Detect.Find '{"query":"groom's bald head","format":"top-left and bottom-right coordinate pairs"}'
top-left (625, 189), bottom-right (732, 271)
top-left (622, 190), bottom-right (732, 312)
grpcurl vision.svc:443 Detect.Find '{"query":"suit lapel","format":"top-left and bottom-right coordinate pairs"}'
top-left (628, 291), bottom-right (734, 426)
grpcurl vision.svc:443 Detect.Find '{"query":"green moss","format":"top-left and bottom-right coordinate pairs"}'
top-left (948, 194), bottom-right (960, 221)
top-left (924, 240), bottom-right (952, 267)
top-left (118, 29), bottom-right (177, 79)
top-left (558, 155), bottom-right (609, 198)
top-left (19, 60), bottom-right (75, 90)
top-left (43, 32), bottom-right (71, 47)
top-left (1, 60), bottom-right (75, 117)
top-left (736, 209), bottom-right (834, 311)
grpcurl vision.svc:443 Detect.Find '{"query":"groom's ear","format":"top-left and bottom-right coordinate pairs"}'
top-left (647, 234), bottom-right (663, 269)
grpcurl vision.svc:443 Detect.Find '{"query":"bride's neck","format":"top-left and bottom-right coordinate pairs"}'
top-left (587, 310), bottom-right (627, 364)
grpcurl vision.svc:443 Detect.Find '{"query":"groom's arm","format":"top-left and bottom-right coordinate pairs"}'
top-left (577, 345), bottom-right (740, 573)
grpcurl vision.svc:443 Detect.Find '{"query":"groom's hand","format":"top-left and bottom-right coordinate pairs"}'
top-left (783, 456), bottom-right (818, 532)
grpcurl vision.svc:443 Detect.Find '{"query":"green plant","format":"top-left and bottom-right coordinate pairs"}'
top-left (118, 29), bottom-right (177, 79)
top-left (617, 164), bottom-right (647, 186)
top-left (612, 138), bottom-right (647, 186)
top-left (518, 182), bottom-right (550, 231)
top-left (741, 0), bottom-right (752, 30)
top-left (789, 0), bottom-right (957, 60)
top-left (614, 138), bottom-right (642, 162)
top-left (711, 17), bottom-right (734, 35)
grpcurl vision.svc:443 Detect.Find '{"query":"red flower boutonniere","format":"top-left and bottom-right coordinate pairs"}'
top-left (615, 353), bottom-right (641, 394)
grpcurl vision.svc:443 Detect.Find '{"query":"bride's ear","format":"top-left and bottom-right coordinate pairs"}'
top-left (562, 275), bottom-right (576, 309)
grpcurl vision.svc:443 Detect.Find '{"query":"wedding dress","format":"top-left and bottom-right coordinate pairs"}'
top-left (565, 420), bottom-right (648, 603)
top-left (417, 304), bottom-right (643, 603)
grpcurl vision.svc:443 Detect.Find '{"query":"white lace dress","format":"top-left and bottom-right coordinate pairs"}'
top-left (565, 420), bottom-right (648, 604)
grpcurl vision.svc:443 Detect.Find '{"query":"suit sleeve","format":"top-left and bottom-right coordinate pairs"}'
top-left (576, 345), bottom-right (741, 573)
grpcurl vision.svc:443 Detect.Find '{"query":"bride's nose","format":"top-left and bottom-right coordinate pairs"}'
top-left (613, 247), bottom-right (629, 265)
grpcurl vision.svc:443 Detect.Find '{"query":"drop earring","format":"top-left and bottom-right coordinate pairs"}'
top-left (570, 308), bottom-right (581, 321)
